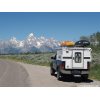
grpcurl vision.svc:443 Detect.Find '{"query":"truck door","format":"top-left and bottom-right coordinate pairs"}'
top-left (72, 50), bottom-right (83, 68)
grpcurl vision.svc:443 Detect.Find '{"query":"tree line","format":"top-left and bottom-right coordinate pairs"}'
top-left (80, 32), bottom-right (100, 46)
top-left (80, 32), bottom-right (100, 52)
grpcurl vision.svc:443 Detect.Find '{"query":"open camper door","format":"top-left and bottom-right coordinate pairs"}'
top-left (72, 50), bottom-right (84, 69)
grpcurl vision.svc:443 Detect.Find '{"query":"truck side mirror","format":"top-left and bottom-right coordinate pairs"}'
top-left (51, 57), bottom-right (54, 59)
top-left (51, 56), bottom-right (56, 60)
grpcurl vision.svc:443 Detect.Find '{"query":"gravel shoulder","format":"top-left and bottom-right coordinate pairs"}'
top-left (18, 62), bottom-right (100, 87)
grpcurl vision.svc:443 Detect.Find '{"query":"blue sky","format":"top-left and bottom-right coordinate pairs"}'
top-left (0, 12), bottom-right (100, 41)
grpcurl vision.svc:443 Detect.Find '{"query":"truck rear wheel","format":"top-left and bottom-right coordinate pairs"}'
top-left (82, 74), bottom-right (88, 80)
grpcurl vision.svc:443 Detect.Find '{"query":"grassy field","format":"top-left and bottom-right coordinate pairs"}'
top-left (89, 52), bottom-right (100, 80)
top-left (0, 52), bottom-right (100, 80)
top-left (89, 64), bottom-right (100, 80)
top-left (0, 53), bottom-right (55, 66)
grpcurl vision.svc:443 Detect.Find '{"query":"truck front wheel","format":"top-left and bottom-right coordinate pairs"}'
top-left (50, 62), bottom-right (55, 76)
top-left (57, 67), bottom-right (62, 80)
top-left (50, 67), bottom-right (55, 76)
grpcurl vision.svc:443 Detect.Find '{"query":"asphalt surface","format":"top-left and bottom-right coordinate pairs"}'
top-left (0, 59), bottom-right (100, 87)
top-left (0, 59), bottom-right (30, 87)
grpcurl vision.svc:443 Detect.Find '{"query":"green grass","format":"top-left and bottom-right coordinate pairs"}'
top-left (0, 53), bottom-right (54, 66)
top-left (89, 64), bottom-right (100, 80)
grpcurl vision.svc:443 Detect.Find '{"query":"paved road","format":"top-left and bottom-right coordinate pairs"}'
top-left (0, 59), bottom-right (30, 87)
top-left (0, 59), bottom-right (100, 87)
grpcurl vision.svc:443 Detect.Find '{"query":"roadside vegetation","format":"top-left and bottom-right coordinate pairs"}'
top-left (81, 32), bottom-right (100, 80)
top-left (88, 52), bottom-right (100, 80)
top-left (89, 64), bottom-right (100, 80)
top-left (0, 53), bottom-right (54, 66)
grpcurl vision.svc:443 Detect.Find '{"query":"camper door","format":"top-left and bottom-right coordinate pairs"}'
top-left (72, 50), bottom-right (83, 68)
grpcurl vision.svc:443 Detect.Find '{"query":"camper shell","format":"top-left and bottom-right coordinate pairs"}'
top-left (50, 46), bottom-right (92, 80)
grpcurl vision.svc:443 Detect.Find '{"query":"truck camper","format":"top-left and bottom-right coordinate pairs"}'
top-left (50, 40), bottom-right (92, 80)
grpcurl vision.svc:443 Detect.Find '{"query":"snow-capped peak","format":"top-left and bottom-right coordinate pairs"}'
top-left (10, 37), bottom-right (24, 48)
top-left (26, 33), bottom-right (60, 49)
top-left (27, 33), bottom-right (37, 42)
top-left (10, 37), bottom-right (17, 43)
top-left (0, 33), bottom-right (60, 54)
top-left (28, 33), bottom-right (34, 38)
top-left (40, 36), bottom-right (45, 40)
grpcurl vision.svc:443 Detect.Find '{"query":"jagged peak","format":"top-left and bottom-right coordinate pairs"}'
top-left (10, 37), bottom-right (18, 43)
top-left (28, 33), bottom-right (35, 38)
top-left (0, 33), bottom-right (60, 54)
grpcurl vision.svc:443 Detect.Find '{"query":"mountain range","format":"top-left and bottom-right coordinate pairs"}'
top-left (0, 33), bottom-right (60, 54)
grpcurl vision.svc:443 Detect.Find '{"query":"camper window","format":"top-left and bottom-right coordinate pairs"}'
top-left (75, 52), bottom-right (81, 63)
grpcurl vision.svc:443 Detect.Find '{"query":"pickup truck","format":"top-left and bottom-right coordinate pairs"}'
top-left (50, 46), bottom-right (92, 80)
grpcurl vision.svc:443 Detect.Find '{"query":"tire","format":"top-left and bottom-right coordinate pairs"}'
top-left (57, 67), bottom-right (62, 80)
top-left (82, 74), bottom-right (88, 80)
top-left (50, 67), bottom-right (55, 76)
top-left (50, 62), bottom-right (55, 76)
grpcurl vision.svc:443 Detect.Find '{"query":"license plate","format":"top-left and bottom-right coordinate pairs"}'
top-left (72, 70), bottom-right (81, 75)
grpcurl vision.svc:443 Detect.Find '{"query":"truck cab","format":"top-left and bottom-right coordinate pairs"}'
top-left (50, 46), bottom-right (92, 80)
